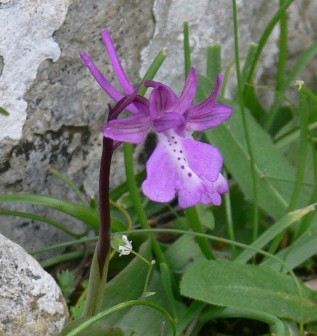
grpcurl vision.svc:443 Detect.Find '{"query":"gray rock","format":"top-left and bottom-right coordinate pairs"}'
top-left (0, 233), bottom-right (68, 336)
top-left (0, 0), bottom-right (155, 252)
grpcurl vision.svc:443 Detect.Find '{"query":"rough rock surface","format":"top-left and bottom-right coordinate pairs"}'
top-left (0, 0), bottom-right (70, 141)
top-left (0, 233), bottom-right (68, 336)
top-left (0, 0), bottom-right (317, 252)
top-left (141, 0), bottom-right (280, 92)
top-left (0, 0), bottom-right (155, 252)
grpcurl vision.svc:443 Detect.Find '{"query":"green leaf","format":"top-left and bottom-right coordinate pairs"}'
top-left (101, 241), bottom-right (181, 335)
top-left (61, 317), bottom-right (124, 336)
top-left (206, 44), bottom-right (222, 87)
top-left (265, 41), bottom-right (317, 131)
top-left (0, 208), bottom-right (86, 237)
top-left (165, 235), bottom-right (204, 273)
top-left (180, 259), bottom-right (317, 323)
top-left (196, 75), bottom-right (213, 102)
top-left (0, 106), bottom-right (10, 116)
top-left (0, 194), bottom-right (99, 229)
top-left (200, 306), bottom-right (291, 336)
top-left (57, 270), bottom-right (76, 300)
top-left (183, 21), bottom-right (191, 78)
top-left (241, 44), bottom-right (267, 122)
top-left (242, 0), bottom-right (294, 87)
top-left (205, 100), bottom-right (311, 219)
top-left (262, 232), bottom-right (317, 272)
top-left (49, 168), bottom-right (87, 205)
top-left (235, 205), bottom-right (315, 264)
top-left (139, 48), bottom-right (167, 96)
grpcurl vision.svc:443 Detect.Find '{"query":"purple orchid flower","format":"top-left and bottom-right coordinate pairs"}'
top-left (104, 69), bottom-right (232, 208)
top-left (81, 29), bottom-right (233, 208)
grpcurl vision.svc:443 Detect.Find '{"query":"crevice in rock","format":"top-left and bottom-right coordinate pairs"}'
top-left (0, 55), bottom-right (3, 77)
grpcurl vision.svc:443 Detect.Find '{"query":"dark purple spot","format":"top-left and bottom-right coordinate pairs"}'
top-left (181, 165), bottom-right (185, 169)
top-left (188, 173), bottom-right (192, 177)
top-left (177, 157), bottom-right (181, 160)
top-left (174, 141), bottom-right (177, 144)
top-left (180, 150), bottom-right (183, 153)
top-left (173, 149), bottom-right (176, 152)
top-left (172, 136), bottom-right (175, 139)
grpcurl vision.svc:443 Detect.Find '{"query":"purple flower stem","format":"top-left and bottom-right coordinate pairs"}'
top-left (97, 135), bottom-right (114, 275)
top-left (97, 98), bottom-right (133, 274)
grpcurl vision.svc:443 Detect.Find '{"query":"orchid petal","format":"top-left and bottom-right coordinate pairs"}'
top-left (80, 52), bottom-right (139, 114)
top-left (186, 103), bottom-right (233, 131)
top-left (196, 73), bottom-right (224, 109)
top-left (188, 73), bottom-right (224, 115)
top-left (182, 137), bottom-right (223, 182)
top-left (185, 73), bottom-right (232, 131)
top-left (101, 29), bottom-right (134, 94)
top-left (142, 141), bottom-right (177, 203)
top-left (153, 112), bottom-right (184, 133)
top-left (102, 114), bottom-right (151, 143)
top-left (176, 68), bottom-right (198, 114)
top-left (200, 174), bottom-right (228, 206)
top-left (146, 80), bottom-right (178, 118)
top-left (80, 52), bottom-right (124, 102)
top-left (142, 131), bottom-right (227, 208)
top-left (214, 173), bottom-right (229, 194)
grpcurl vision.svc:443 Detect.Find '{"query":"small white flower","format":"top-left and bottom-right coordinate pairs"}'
top-left (118, 235), bottom-right (132, 256)
top-left (295, 80), bottom-right (304, 90)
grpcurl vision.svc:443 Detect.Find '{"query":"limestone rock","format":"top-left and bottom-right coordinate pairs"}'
top-left (0, 0), bottom-right (71, 141)
top-left (0, 233), bottom-right (68, 336)
top-left (0, 0), bottom-right (155, 252)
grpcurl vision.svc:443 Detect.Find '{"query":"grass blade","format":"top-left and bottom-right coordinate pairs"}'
top-left (0, 194), bottom-right (99, 229)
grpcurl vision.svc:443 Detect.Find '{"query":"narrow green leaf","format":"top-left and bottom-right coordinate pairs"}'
top-left (40, 250), bottom-right (87, 268)
top-left (281, 86), bottom-right (308, 205)
top-left (139, 49), bottom-right (167, 96)
top-left (0, 208), bottom-right (86, 238)
top-left (262, 232), bottom-right (317, 271)
top-left (31, 236), bottom-right (98, 256)
top-left (0, 194), bottom-right (99, 229)
top-left (49, 168), bottom-right (87, 205)
top-left (276, 0), bottom-right (288, 92)
top-left (200, 306), bottom-right (291, 336)
top-left (235, 205), bottom-right (315, 264)
top-left (0, 106), bottom-right (10, 116)
top-left (241, 44), bottom-right (258, 88)
top-left (180, 259), bottom-right (317, 323)
top-left (244, 83), bottom-right (268, 122)
top-left (196, 74), bottom-right (213, 102)
top-left (243, 0), bottom-right (294, 86)
top-left (183, 21), bottom-right (191, 78)
top-left (232, 0), bottom-right (260, 240)
top-left (185, 206), bottom-right (215, 259)
top-left (64, 300), bottom-right (176, 336)
top-left (159, 262), bottom-right (178, 318)
top-left (265, 41), bottom-right (317, 131)
top-left (61, 317), bottom-right (124, 336)
top-left (206, 44), bottom-right (221, 86)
